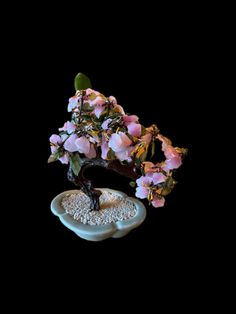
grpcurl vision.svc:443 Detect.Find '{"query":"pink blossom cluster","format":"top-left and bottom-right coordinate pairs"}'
top-left (49, 88), bottom-right (185, 208)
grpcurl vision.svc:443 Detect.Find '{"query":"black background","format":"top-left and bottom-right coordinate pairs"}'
top-left (7, 15), bottom-right (203, 275)
top-left (30, 49), bottom-right (199, 266)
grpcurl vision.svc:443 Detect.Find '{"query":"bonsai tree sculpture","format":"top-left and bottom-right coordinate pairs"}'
top-left (49, 73), bottom-right (186, 211)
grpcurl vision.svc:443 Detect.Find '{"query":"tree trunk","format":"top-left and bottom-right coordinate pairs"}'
top-left (67, 158), bottom-right (139, 211)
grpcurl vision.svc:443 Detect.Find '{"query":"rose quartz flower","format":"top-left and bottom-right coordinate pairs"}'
top-left (135, 176), bottom-right (152, 199)
top-left (64, 134), bottom-right (96, 158)
top-left (59, 153), bottom-right (69, 164)
top-left (115, 146), bottom-right (134, 162)
top-left (123, 115), bottom-right (139, 124)
top-left (108, 132), bottom-right (132, 152)
top-left (102, 118), bottom-right (112, 130)
top-left (135, 186), bottom-right (149, 199)
top-left (68, 96), bottom-right (79, 112)
top-left (75, 136), bottom-right (96, 158)
top-left (164, 157), bottom-right (182, 171)
top-left (157, 134), bottom-right (182, 170)
top-left (127, 122), bottom-right (142, 137)
top-left (49, 134), bottom-right (69, 164)
top-left (86, 144), bottom-right (96, 158)
top-left (136, 176), bottom-right (153, 187)
top-left (123, 115), bottom-right (141, 137)
top-left (59, 121), bottom-right (76, 134)
top-left (101, 141), bottom-right (109, 159)
top-left (152, 172), bottom-right (166, 184)
top-left (152, 197), bottom-right (165, 208)
top-left (93, 105), bottom-right (106, 118)
top-left (85, 88), bottom-right (100, 96)
top-left (85, 89), bottom-right (106, 106)
top-left (64, 134), bottom-right (78, 152)
top-left (50, 134), bottom-right (62, 145)
top-left (108, 132), bottom-right (133, 161)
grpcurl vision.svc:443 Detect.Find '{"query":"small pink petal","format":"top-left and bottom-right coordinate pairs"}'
top-left (127, 122), bottom-right (142, 137)
top-left (59, 121), bottom-right (76, 134)
top-left (165, 156), bottom-right (182, 170)
top-left (136, 176), bottom-right (152, 187)
top-left (85, 88), bottom-right (100, 96)
top-left (75, 136), bottom-right (90, 155)
top-left (59, 154), bottom-right (69, 164)
top-left (119, 132), bottom-right (132, 147)
top-left (85, 144), bottom-right (96, 159)
top-left (135, 186), bottom-right (149, 199)
top-left (152, 173), bottom-right (166, 185)
top-left (108, 133), bottom-right (122, 152)
top-left (64, 134), bottom-right (78, 152)
top-left (123, 115), bottom-right (139, 124)
top-left (61, 134), bottom-right (69, 142)
top-left (102, 118), bottom-right (112, 130)
top-left (152, 197), bottom-right (165, 208)
top-left (115, 146), bottom-right (133, 161)
top-left (101, 141), bottom-right (109, 159)
top-left (164, 146), bottom-right (179, 159)
top-left (50, 134), bottom-right (62, 145)
top-left (94, 105), bottom-right (105, 118)
top-left (68, 96), bottom-right (79, 112)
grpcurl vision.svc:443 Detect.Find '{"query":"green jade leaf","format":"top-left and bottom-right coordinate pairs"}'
top-left (74, 73), bottom-right (92, 91)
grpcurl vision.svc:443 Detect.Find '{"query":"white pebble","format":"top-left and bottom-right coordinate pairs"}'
top-left (61, 190), bottom-right (137, 226)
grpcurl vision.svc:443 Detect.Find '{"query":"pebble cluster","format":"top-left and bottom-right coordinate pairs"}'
top-left (61, 190), bottom-right (137, 225)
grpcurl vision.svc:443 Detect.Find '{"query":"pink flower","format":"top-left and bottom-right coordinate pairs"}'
top-left (152, 173), bottom-right (166, 185)
top-left (123, 115), bottom-right (139, 124)
top-left (59, 121), bottom-right (76, 134)
top-left (59, 153), bottom-right (69, 164)
top-left (75, 136), bottom-right (90, 155)
top-left (115, 146), bottom-right (134, 162)
top-left (152, 197), bottom-right (165, 208)
top-left (135, 176), bottom-right (152, 199)
top-left (93, 105), bottom-right (106, 118)
top-left (85, 88), bottom-right (100, 96)
top-left (86, 144), bottom-right (96, 158)
top-left (102, 118), bottom-right (112, 130)
top-left (135, 186), bottom-right (149, 199)
top-left (101, 141), bottom-right (109, 159)
top-left (74, 136), bottom-right (96, 158)
top-left (108, 96), bottom-right (117, 104)
top-left (123, 115), bottom-right (141, 137)
top-left (85, 89), bottom-right (106, 107)
top-left (108, 132), bottom-right (132, 152)
top-left (68, 96), bottom-right (79, 112)
top-left (108, 132), bottom-right (133, 161)
top-left (164, 157), bottom-right (182, 171)
top-left (157, 134), bottom-right (182, 170)
top-left (127, 122), bottom-right (142, 137)
top-left (64, 134), bottom-right (78, 152)
top-left (50, 134), bottom-right (62, 145)
top-left (136, 176), bottom-right (153, 187)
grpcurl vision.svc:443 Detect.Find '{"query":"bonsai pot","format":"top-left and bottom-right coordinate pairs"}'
top-left (51, 188), bottom-right (146, 241)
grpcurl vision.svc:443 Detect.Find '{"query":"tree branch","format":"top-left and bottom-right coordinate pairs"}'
top-left (67, 158), bottom-right (139, 211)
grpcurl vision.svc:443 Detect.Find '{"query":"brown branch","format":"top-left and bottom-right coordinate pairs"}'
top-left (67, 158), bottom-right (139, 211)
